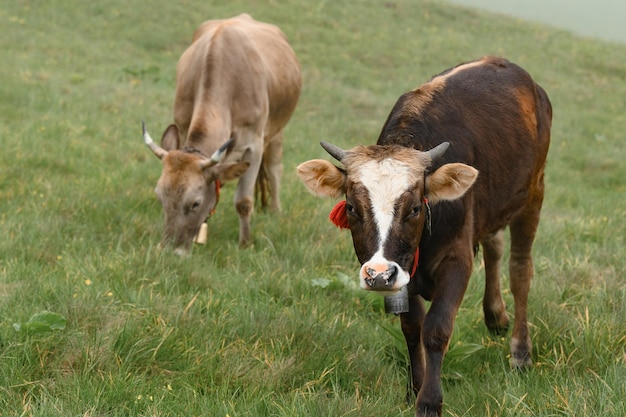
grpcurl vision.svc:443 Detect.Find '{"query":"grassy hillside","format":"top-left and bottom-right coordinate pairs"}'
top-left (1, 1), bottom-right (624, 416)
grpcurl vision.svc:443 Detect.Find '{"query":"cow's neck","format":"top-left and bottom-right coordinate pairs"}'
top-left (181, 145), bottom-right (209, 158)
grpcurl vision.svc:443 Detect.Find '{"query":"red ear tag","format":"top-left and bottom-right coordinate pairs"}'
top-left (329, 200), bottom-right (350, 229)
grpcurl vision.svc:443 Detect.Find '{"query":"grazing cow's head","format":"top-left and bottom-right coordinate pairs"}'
top-left (297, 142), bottom-right (478, 294)
top-left (143, 122), bottom-right (249, 256)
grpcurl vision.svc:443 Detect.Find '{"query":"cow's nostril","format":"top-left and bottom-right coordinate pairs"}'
top-left (364, 264), bottom-right (397, 289)
top-left (385, 265), bottom-right (397, 286)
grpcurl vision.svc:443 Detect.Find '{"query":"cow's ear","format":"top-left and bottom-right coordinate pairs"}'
top-left (425, 163), bottom-right (478, 204)
top-left (297, 159), bottom-right (346, 198)
top-left (213, 161), bottom-right (250, 182)
top-left (161, 124), bottom-right (180, 151)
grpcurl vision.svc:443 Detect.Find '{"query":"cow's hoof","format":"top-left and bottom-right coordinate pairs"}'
top-left (484, 307), bottom-right (509, 336)
top-left (485, 319), bottom-right (509, 336)
top-left (238, 238), bottom-right (253, 248)
top-left (415, 405), bottom-right (441, 417)
top-left (415, 395), bottom-right (442, 417)
top-left (510, 337), bottom-right (533, 369)
top-left (510, 351), bottom-right (533, 369)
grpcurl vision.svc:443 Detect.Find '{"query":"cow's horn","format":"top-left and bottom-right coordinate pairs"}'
top-left (142, 120), bottom-right (168, 160)
top-left (320, 141), bottom-right (347, 162)
top-left (199, 137), bottom-right (235, 169)
top-left (210, 137), bottom-right (234, 163)
top-left (425, 141), bottom-right (450, 163)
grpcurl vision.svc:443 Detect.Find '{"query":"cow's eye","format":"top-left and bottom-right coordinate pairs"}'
top-left (190, 200), bottom-right (202, 212)
top-left (406, 205), bottom-right (421, 220)
top-left (346, 203), bottom-right (360, 219)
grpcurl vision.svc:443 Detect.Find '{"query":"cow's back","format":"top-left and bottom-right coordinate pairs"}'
top-left (173, 14), bottom-right (301, 152)
top-left (377, 56), bottom-right (552, 244)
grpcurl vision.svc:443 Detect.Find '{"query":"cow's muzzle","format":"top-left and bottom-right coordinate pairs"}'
top-left (363, 263), bottom-right (398, 291)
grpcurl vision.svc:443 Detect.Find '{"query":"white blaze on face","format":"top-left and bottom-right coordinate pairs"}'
top-left (354, 158), bottom-right (415, 291)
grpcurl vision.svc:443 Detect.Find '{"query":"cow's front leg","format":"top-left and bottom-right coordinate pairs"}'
top-left (414, 313), bottom-right (449, 416)
top-left (400, 294), bottom-right (426, 403)
top-left (235, 198), bottom-right (253, 247)
top-left (235, 144), bottom-right (263, 247)
top-left (416, 264), bottom-right (471, 417)
top-left (263, 131), bottom-right (284, 212)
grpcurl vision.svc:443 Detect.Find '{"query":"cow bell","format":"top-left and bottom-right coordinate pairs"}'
top-left (384, 286), bottom-right (409, 314)
top-left (194, 222), bottom-right (208, 245)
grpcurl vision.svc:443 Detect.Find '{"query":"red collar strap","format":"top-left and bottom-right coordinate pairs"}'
top-left (410, 247), bottom-right (420, 277)
top-left (209, 180), bottom-right (221, 217)
top-left (329, 200), bottom-right (422, 277)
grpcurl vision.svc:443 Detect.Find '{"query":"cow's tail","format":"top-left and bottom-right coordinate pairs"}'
top-left (255, 156), bottom-right (270, 210)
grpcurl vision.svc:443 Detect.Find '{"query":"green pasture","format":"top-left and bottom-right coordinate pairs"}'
top-left (1, 1), bottom-right (625, 416)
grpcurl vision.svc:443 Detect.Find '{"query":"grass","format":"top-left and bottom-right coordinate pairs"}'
top-left (1, 0), bottom-right (625, 416)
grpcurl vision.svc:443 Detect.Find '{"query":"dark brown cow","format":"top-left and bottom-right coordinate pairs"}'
top-left (297, 56), bottom-right (552, 416)
top-left (144, 14), bottom-right (301, 255)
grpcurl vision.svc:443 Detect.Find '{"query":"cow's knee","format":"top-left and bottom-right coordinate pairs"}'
top-left (422, 321), bottom-right (452, 354)
top-left (236, 198), bottom-right (253, 216)
top-left (236, 198), bottom-right (253, 246)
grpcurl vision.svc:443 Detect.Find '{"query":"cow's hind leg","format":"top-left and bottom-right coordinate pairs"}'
top-left (481, 229), bottom-right (509, 334)
top-left (508, 204), bottom-right (542, 368)
top-left (262, 131), bottom-right (284, 212)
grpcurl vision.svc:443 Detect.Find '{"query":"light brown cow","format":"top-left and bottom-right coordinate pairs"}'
top-left (143, 14), bottom-right (301, 255)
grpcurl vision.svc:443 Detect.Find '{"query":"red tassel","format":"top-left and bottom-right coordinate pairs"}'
top-left (329, 200), bottom-right (350, 229)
